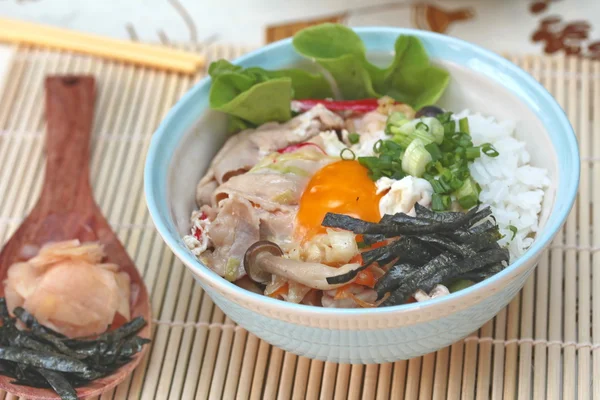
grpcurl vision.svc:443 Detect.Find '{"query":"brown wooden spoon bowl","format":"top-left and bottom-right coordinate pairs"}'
top-left (0, 76), bottom-right (151, 399)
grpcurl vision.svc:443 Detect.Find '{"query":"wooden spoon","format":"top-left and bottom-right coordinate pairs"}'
top-left (0, 76), bottom-right (151, 399)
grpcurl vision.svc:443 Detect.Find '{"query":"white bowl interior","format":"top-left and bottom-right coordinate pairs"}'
top-left (168, 59), bottom-right (557, 242)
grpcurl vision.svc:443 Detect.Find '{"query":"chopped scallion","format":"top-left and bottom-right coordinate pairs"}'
top-left (465, 146), bottom-right (481, 160)
top-left (458, 194), bottom-right (478, 209)
top-left (432, 193), bottom-right (451, 211)
top-left (416, 121), bottom-right (429, 131)
top-left (340, 148), bottom-right (356, 161)
top-left (459, 117), bottom-right (470, 134)
top-left (425, 143), bottom-right (442, 161)
top-left (436, 111), bottom-right (453, 124)
top-left (481, 143), bottom-right (499, 157)
top-left (348, 133), bottom-right (360, 144)
top-left (430, 179), bottom-right (447, 194)
top-left (508, 225), bottom-right (518, 240)
top-left (454, 177), bottom-right (480, 209)
top-left (373, 140), bottom-right (383, 153)
top-left (402, 139), bottom-right (432, 177)
top-left (443, 120), bottom-right (456, 135)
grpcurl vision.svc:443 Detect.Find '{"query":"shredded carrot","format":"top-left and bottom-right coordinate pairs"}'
top-left (350, 292), bottom-right (390, 308)
top-left (334, 285), bottom-right (352, 300)
top-left (267, 283), bottom-right (289, 298)
top-left (370, 241), bottom-right (387, 249)
top-left (349, 253), bottom-right (363, 264)
top-left (354, 269), bottom-right (376, 288)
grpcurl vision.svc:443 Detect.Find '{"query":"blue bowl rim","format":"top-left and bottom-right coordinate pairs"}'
top-left (144, 26), bottom-right (580, 316)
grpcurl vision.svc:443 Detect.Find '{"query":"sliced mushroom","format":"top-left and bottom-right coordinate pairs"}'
top-left (244, 241), bottom-right (362, 291)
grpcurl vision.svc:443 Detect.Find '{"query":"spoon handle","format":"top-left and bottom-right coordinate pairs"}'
top-left (41, 76), bottom-right (96, 212)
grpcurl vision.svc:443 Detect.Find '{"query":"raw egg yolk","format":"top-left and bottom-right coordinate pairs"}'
top-left (296, 160), bottom-right (383, 240)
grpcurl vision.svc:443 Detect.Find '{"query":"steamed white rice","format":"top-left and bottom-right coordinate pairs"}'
top-left (453, 110), bottom-right (550, 261)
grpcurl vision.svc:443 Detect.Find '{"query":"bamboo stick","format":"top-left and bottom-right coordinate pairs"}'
top-left (0, 18), bottom-right (205, 74)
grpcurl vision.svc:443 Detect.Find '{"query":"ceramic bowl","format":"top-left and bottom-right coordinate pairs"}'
top-left (144, 27), bottom-right (579, 363)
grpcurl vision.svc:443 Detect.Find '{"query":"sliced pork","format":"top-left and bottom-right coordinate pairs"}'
top-left (196, 105), bottom-right (344, 206)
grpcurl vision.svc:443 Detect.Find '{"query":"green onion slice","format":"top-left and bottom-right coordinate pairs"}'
top-left (459, 117), bottom-right (470, 134)
top-left (340, 148), bottom-right (356, 161)
top-left (373, 139), bottom-right (383, 154)
top-left (508, 225), bottom-right (518, 240)
top-left (481, 143), bottom-right (500, 157)
top-left (416, 121), bottom-right (429, 131)
top-left (348, 133), bottom-right (360, 144)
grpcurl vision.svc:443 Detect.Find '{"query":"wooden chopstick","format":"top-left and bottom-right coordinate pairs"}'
top-left (0, 18), bottom-right (205, 74)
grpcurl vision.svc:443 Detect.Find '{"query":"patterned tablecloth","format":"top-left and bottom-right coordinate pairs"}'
top-left (0, 0), bottom-right (600, 58)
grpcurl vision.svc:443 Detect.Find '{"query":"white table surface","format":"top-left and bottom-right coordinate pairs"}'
top-left (0, 0), bottom-right (599, 78)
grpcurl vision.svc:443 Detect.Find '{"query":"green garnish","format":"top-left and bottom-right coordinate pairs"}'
top-left (340, 148), bottom-right (356, 160)
top-left (508, 225), bottom-right (518, 240)
top-left (207, 24), bottom-right (450, 132)
top-left (446, 279), bottom-right (475, 293)
top-left (348, 133), bottom-right (360, 144)
top-left (416, 121), bottom-right (429, 131)
top-left (454, 177), bottom-right (480, 209)
top-left (292, 23), bottom-right (450, 108)
top-left (385, 112), bottom-right (409, 135)
top-left (389, 117), bottom-right (444, 148)
top-left (207, 60), bottom-right (333, 127)
top-left (402, 139), bottom-right (432, 177)
top-left (425, 143), bottom-right (442, 162)
top-left (373, 139), bottom-right (384, 153)
top-left (431, 193), bottom-right (451, 211)
top-left (459, 117), bottom-right (470, 134)
top-left (465, 146), bottom-right (481, 160)
top-left (358, 140), bottom-right (404, 181)
top-left (481, 143), bottom-right (499, 157)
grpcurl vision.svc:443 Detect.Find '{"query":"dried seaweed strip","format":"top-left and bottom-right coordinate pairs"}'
top-left (12, 364), bottom-right (52, 388)
top-left (414, 203), bottom-right (464, 223)
top-left (382, 248), bottom-right (509, 306)
top-left (11, 308), bottom-right (83, 359)
top-left (119, 337), bottom-right (151, 358)
top-left (374, 263), bottom-right (417, 299)
top-left (381, 252), bottom-right (458, 306)
top-left (322, 213), bottom-right (375, 234)
top-left (7, 329), bottom-right (63, 355)
top-left (97, 316), bottom-right (146, 343)
top-left (326, 207), bottom-right (486, 237)
top-left (325, 265), bottom-right (368, 285)
top-left (64, 316), bottom-right (146, 349)
top-left (0, 299), bottom-right (10, 323)
top-left (443, 219), bottom-right (496, 242)
top-left (361, 236), bottom-right (435, 268)
top-left (0, 347), bottom-right (94, 377)
top-left (468, 207), bottom-right (493, 226)
top-left (37, 368), bottom-right (78, 399)
top-left (13, 308), bottom-right (67, 339)
top-left (463, 228), bottom-right (502, 252)
top-left (0, 301), bottom-right (150, 399)
top-left (413, 234), bottom-right (476, 257)
top-left (457, 263), bottom-right (506, 282)
top-left (419, 249), bottom-right (509, 293)
top-left (380, 213), bottom-right (430, 226)
top-left (362, 234), bottom-right (385, 246)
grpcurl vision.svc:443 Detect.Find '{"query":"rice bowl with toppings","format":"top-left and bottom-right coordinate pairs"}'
top-left (145, 24), bottom-right (578, 363)
top-left (179, 24), bottom-right (550, 309)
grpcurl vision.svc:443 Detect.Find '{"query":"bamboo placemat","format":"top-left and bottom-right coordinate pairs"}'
top-left (0, 45), bottom-right (598, 400)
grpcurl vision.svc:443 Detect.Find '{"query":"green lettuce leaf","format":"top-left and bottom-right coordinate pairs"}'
top-left (208, 60), bottom-right (333, 126)
top-left (292, 24), bottom-right (378, 99)
top-left (210, 76), bottom-right (292, 125)
top-left (382, 36), bottom-right (450, 109)
top-left (292, 23), bottom-right (450, 109)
